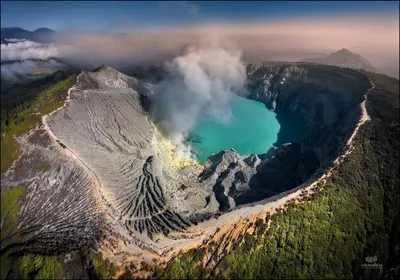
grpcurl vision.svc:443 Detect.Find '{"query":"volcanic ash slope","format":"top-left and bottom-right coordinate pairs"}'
top-left (46, 66), bottom-right (219, 240)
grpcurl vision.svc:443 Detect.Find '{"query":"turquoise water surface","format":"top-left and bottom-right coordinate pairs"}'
top-left (188, 95), bottom-right (281, 162)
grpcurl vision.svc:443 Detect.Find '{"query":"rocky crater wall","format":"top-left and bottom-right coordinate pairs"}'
top-left (200, 62), bottom-right (371, 208)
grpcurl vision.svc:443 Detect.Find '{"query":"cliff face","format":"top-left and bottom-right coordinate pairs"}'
top-left (248, 62), bottom-right (370, 168)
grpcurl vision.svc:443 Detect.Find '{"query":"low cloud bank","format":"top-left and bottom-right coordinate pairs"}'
top-left (1, 60), bottom-right (36, 80)
top-left (1, 59), bottom-right (63, 81)
top-left (4, 38), bottom-right (27, 43)
top-left (1, 40), bottom-right (75, 81)
top-left (1, 40), bottom-right (76, 62)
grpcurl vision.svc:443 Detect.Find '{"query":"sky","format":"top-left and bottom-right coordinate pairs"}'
top-left (1, 1), bottom-right (399, 31)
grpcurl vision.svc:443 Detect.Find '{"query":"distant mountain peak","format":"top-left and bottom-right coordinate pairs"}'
top-left (301, 48), bottom-right (380, 74)
top-left (82, 64), bottom-right (153, 94)
top-left (93, 64), bottom-right (113, 73)
top-left (1, 27), bottom-right (56, 43)
top-left (33, 28), bottom-right (56, 33)
top-left (337, 48), bottom-right (352, 53)
top-left (3, 27), bottom-right (25, 30)
top-left (329, 48), bottom-right (362, 59)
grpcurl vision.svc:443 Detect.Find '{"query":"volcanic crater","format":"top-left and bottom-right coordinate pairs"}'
top-left (1, 61), bottom-right (372, 264)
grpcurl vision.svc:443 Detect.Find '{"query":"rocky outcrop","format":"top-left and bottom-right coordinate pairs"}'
top-left (198, 143), bottom-right (303, 208)
top-left (199, 151), bottom-right (261, 211)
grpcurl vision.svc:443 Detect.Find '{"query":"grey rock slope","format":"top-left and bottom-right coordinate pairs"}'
top-left (302, 48), bottom-right (380, 73)
top-left (47, 66), bottom-right (218, 240)
top-left (1, 127), bottom-right (104, 254)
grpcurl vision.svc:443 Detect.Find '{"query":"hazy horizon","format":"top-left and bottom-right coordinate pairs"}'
top-left (1, 1), bottom-right (399, 78)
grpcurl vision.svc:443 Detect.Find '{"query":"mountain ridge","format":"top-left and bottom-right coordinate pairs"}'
top-left (302, 48), bottom-right (381, 73)
top-left (1, 27), bottom-right (56, 43)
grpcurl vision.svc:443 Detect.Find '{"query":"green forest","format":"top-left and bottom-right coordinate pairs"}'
top-left (0, 71), bottom-right (73, 137)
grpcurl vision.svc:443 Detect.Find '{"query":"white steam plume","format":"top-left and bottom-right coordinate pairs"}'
top-left (150, 45), bottom-right (247, 160)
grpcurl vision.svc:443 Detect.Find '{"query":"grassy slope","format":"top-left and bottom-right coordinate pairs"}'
top-left (0, 75), bottom-right (77, 279)
top-left (88, 251), bottom-right (118, 279)
top-left (13, 254), bottom-right (63, 279)
top-left (1, 185), bottom-right (23, 279)
top-left (1, 185), bottom-right (64, 280)
top-left (0, 74), bottom-right (77, 174)
top-left (155, 71), bottom-right (399, 279)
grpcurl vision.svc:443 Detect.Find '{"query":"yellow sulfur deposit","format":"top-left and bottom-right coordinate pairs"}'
top-left (168, 142), bottom-right (201, 169)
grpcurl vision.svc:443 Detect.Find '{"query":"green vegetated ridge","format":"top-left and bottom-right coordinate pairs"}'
top-left (154, 71), bottom-right (399, 279)
top-left (12, 254), bottom-right (63, 279)
top-left (1, 185), bottom-right (65, 279)
top-left (0, 74), bottom-right (77, 279)
top-left (87, 251), bottom-right (118, 279)
top-left (1, 185), bottom-right (23, 279)
top-left (1, 185), bottom-right (23, 242)
top-left (0, 74), bottom-right (77, 174)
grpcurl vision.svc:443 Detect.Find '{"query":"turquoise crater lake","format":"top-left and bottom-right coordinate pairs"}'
top-left (188, 95), bottom-right (281, 163)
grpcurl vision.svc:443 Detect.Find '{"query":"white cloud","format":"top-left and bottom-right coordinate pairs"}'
top-left (0, 40), bottom-right (76, 62)
top-left (5, 38), bottom-right (27, 43)
top-left (1, 60), bottom-right (36, 80)
top-left (1, 59), bottom-right (63, 81)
